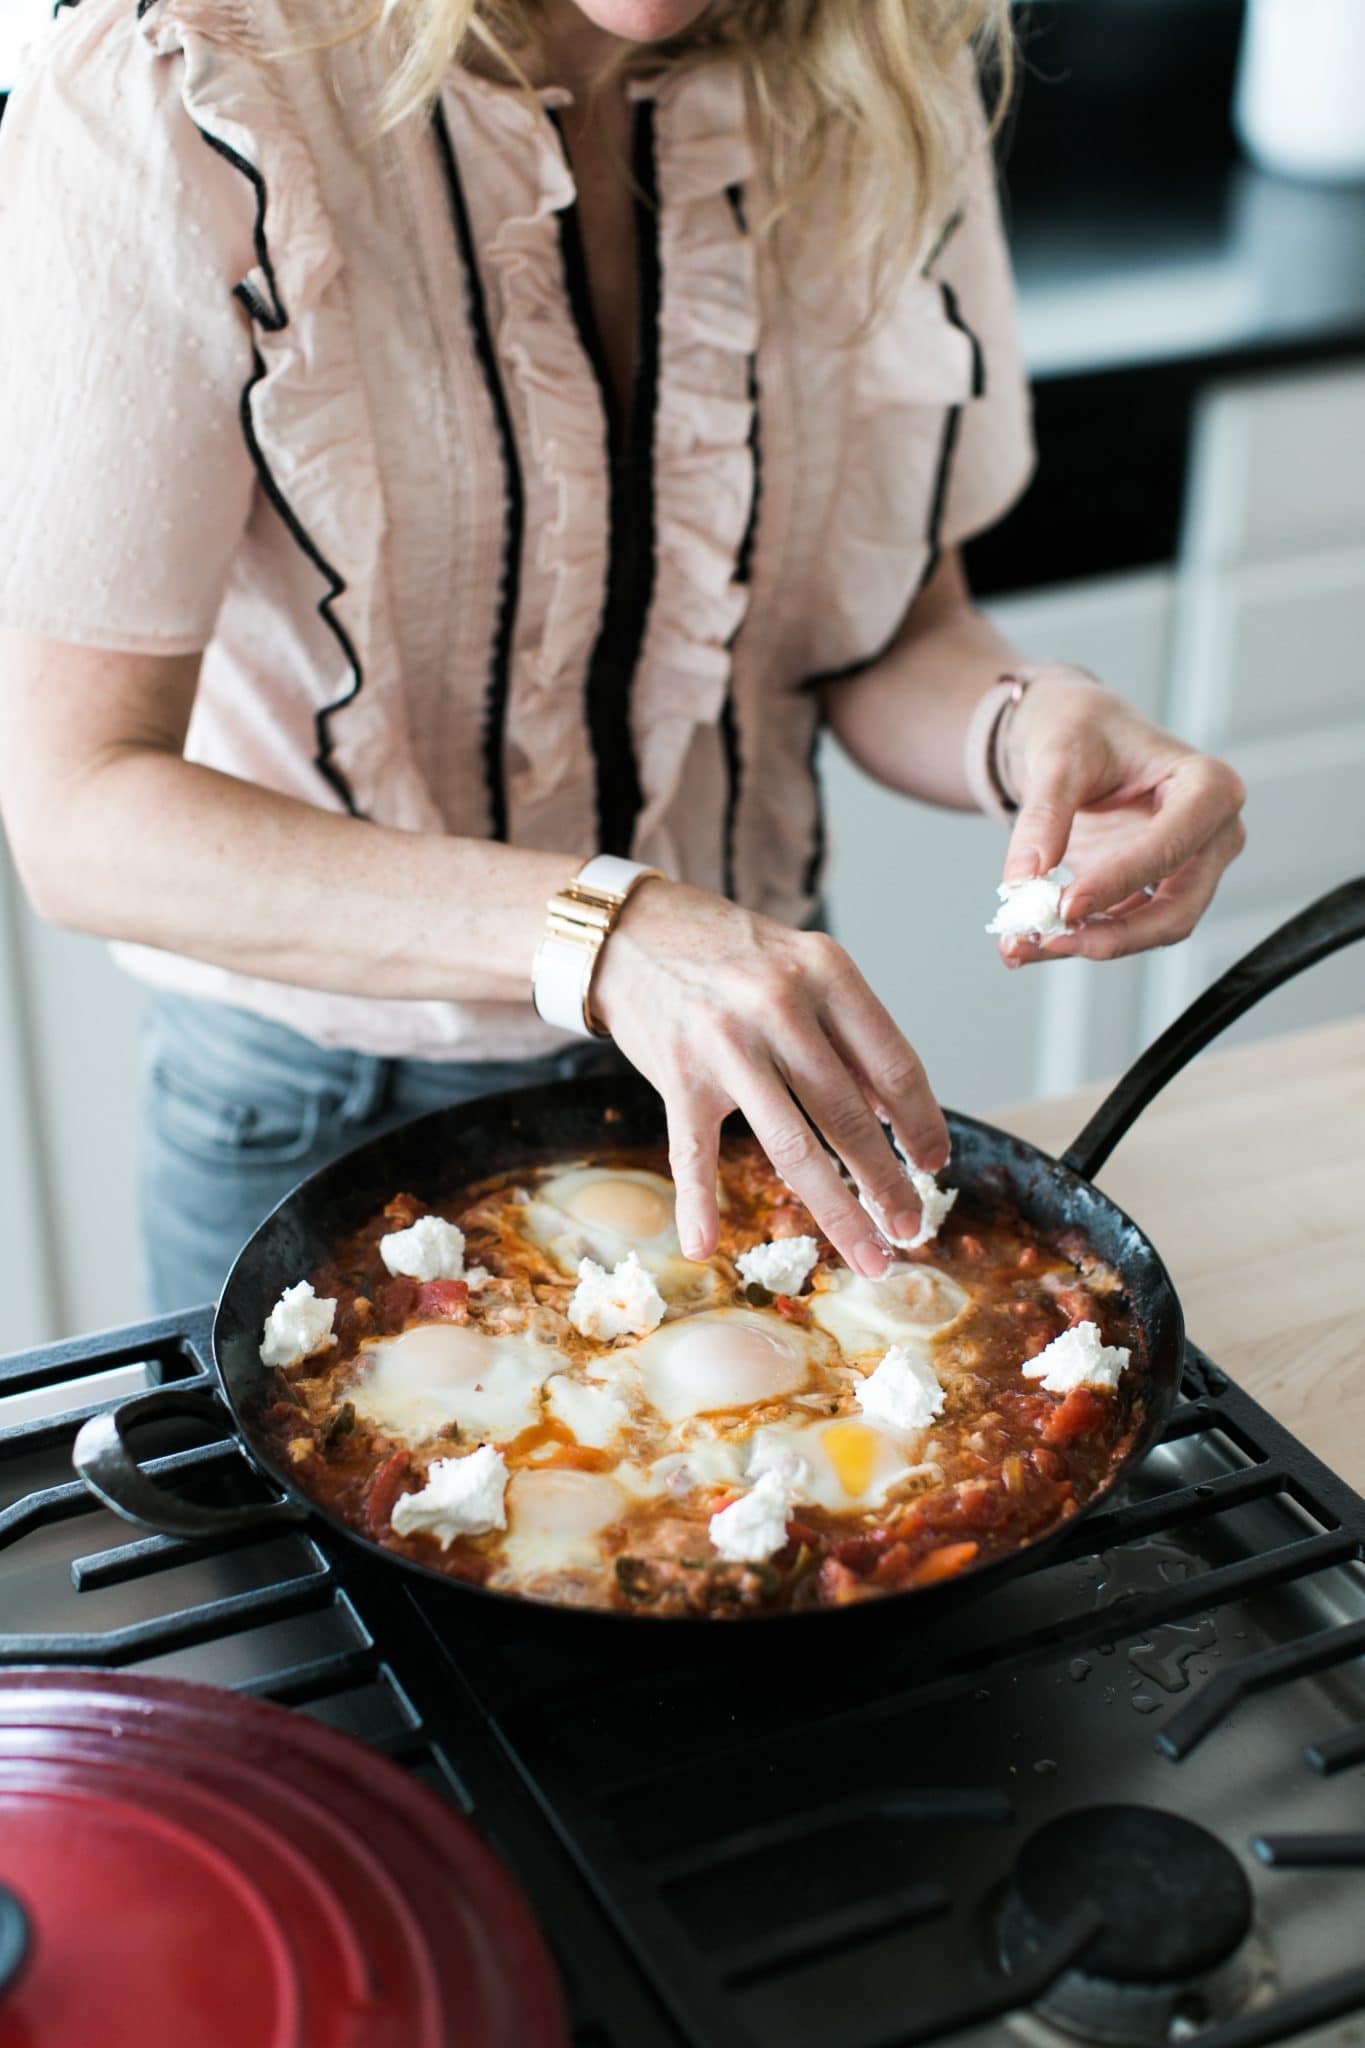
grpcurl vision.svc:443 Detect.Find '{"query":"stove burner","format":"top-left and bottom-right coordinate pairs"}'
top-left (999, 1805), bottom-right (1261, 2045)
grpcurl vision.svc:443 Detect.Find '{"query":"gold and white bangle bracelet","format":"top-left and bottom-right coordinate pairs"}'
top-left (531, 854), bottom-right (664, 1039)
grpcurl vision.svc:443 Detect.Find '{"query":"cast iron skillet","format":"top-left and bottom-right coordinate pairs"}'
top-left (74, 880), bottom-right (1364, 1643)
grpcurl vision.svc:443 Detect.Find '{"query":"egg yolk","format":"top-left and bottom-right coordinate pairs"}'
top-left (822, 1421), bottom-right (880, 1498)
top-left (565, 1177), bottom-right (673, 1239)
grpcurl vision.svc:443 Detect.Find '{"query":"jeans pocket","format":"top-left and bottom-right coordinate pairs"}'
top-left (147, 1055), bottom-right (324, 1169)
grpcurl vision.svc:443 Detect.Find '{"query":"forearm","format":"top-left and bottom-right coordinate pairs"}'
top-left (821, 549), bottom-right (1019, 809)
top-left (11, 748), bottom-right (569, 1008)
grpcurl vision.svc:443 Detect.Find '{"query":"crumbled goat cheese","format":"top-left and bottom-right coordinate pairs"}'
top-left (463, 1265), bottom-right (491, 1290)
top-left (736, 1235), bottom-right (819, 1295)
top-left (857, 1344), bottom-right (945, 1432)
top-left (259, 1282), bottom-right (337, 1369)
top-left (986, 867), bottom-right (1072, 942)
top-left (378, 1214), bottom-right (466, 1282)
top-left (567, 1251), bottom-right (667, 1341)
top-left (1022, 1320), bottom-right (1130, 1394)
top-left (390, 1446), bottom-right (509, 1545)
top-left (895, 1169), bottom-right (958, 1250)
top-left (709, 1469), bottom-right (795, 1564)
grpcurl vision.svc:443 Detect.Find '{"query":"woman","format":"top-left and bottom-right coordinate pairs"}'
top-left (0, 0), bottom-right (1244, 1310)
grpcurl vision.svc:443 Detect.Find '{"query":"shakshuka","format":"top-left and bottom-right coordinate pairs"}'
top-left (255, 1141), bottom-right (1146, 1615)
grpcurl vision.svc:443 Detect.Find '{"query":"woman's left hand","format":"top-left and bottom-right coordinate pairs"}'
top-left (996, 666), bottom-right (1247, 966)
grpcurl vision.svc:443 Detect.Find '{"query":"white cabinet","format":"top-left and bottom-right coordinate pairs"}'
top-left (1154, 363), bottom-right (1365, 1037)
top-left (0, 840), bottom-right (146, 1354)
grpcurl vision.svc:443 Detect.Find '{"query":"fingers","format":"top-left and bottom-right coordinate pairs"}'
top-left (1063, 756), bottom-right (1245, 920)
top-left (776, 1037), bottom-right (928, 1248)
top-left (817, 966), bottom-right (949, 1176)
top-left (664, 1088), bottom-right (726, 1260)
top-left (733, 1057), bottom-right (894, 1277)
top-left (1003, 741), bottom-right (1094, 883)
top-left (1011, 818), bottom-right (1244, 965)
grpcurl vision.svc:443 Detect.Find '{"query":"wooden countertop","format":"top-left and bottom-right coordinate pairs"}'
top-left (992, 1018), bottom-right (1365, 1490)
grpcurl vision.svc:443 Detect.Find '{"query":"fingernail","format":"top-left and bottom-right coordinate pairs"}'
top-left (892, 1209), bottom-right (920, 1242)
top-left (1004, 847), bottom-right (1042, 881)
top-left (854, 1239), bottom-right (890, 1277)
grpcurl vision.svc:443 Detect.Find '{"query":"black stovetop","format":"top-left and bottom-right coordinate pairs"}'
top-left (2, 1311), bottom-right (1363, 2047)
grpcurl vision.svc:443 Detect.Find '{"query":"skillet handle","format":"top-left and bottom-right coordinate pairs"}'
top-left (73, 1380), bottom-right (309, 1540)
top-left (1061, 877), bottom-right (1365, 1182)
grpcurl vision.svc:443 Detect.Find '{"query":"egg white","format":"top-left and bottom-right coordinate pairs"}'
top-left (498, 1468), bottom-right (627, 1580)
top-left (348, 1320), bottom-right (553, 1443)
top-left (522, 1165), bottom-right (717, 1299)
top-left (809, 1261), bottom-right (968, 1357)
top-left (624, 1307), bottom-right (830, 1425)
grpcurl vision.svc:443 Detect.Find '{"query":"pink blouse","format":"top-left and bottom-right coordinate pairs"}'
top-left (0, 0), bottom-right (1033, 1060)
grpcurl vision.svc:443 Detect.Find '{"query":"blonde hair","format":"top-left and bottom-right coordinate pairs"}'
top-left (372, 1), bottom-right (1013, 293)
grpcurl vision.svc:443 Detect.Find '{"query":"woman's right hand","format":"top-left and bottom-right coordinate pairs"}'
top-left (590, 880), bottom-right (950, 1273)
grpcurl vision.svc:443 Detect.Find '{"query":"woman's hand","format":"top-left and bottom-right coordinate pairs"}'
top-left (590, 883), bottom-right (949, 1272)
top-left (996, 667), bottom-right (1247, 966)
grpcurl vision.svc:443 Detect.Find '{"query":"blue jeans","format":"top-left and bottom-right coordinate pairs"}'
top-left (138, 992), bottom-right (630, 1314)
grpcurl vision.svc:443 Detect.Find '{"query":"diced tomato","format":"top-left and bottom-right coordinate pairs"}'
top-left (415, 1278), bottom-right (470, 1321)
top-left (905, 1540), bottom-right (979, 1587)
top-left (377, 1275), bottom-right (419, 1326)
top-left (832, 1533), bottom-right (886, 1574)
top-left (773, 1294), bottom-right (809, 1324)
top-left (1028, 1444), bottom-right (1069, 1481)
top-left (366, 1450), bottom-right (412, 1536)
top-left (957, 1234), bottom-right (985, 1260)
top-left (1041, 1385), bottom-right (1108, 1445)
top-left (871, 1542), bottom-right (914, 1587)
top-left (816, 1557), bottom-right (867, 1605)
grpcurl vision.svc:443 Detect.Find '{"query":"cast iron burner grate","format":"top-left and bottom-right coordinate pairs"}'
top-left (1, 1313), bottom-right (1364, 2048)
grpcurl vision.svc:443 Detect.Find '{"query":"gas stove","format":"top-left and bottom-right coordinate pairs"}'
top-left (2, 1310), bottom-right (1363, 2047)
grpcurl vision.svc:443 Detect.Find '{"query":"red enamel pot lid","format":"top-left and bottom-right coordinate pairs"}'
top-left (0, 1668), bottom-right (568, 2048)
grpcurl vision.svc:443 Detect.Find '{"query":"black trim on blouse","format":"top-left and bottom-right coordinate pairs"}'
top-left (193, 127), bottom-right (363, 816)
top-left (433, 100), bottom-right (523, 843)
top-left (718, 183), bottom-right (760, 902)
top-left (550, 101), bottom-right (660, 860)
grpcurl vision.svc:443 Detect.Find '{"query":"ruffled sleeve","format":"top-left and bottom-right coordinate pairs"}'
top-left (0, 0), bottom-right (257, 652)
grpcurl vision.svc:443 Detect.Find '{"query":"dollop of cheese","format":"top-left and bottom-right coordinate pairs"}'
top-left (259, 1281), bottom-right (337, 1369)
top-left (567, 1251), bottom-right (666, 1341)
top-left (709, 1468), bottom-right (795, 1564)
top-left (986, 867), bottom-right (1072, 942)
top-left (379, 1214), bottom-right (466, 1282)
top-left (736, 1235), bottom-right (819, 1295)
top-left (894, 1169), bottom-right (958, 1250)
top-left (390, 1445), bottom-right (509, 1544)
top-left (856, 1343), bottom-right (945, 1432)
top-left (1022, 1319), bottom-right (1130, 1394)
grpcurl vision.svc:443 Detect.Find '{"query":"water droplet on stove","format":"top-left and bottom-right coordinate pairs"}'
top-left (1102, 1685), bottom-right (1117, 1704)
top-left (1068, 1657), bottom-right (1091, 1681)
top-left (1098, 1642), bottom-right (1115, 1656)
top-left (1128, 1617), bottom-right (1218, 1694)
top-left (973, 1687), bottom-right (991, 1702)
top-left (1131, 1692), bottom-right (1160, 1714)
top-left (1033, 1757), bottom-right (1058, 1775)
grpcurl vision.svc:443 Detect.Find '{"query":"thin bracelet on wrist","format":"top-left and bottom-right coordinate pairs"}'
top-left (965, 668), bottom-right (1042, 822)
top-left (531, 854), bottom-right (663, 1039)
